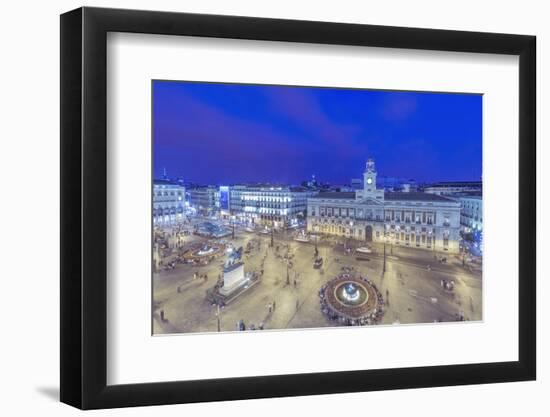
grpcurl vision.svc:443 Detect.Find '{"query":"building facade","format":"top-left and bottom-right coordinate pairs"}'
top-left (228, 185), bottom-right (318, 229)
top-left (153, 179), bottom-right (186, 225)
top-left (458, 194), bottom-right (483, 255)
top-left (307, 159), bottom-right (461, 253)
top-left (459, 195), bottom-right (483, 234)
top-left (424, 181), bottom-right (482, 195)
top-left (187, 186), bottom-right (218, 215)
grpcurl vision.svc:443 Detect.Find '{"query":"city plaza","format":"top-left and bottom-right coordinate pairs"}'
top-left (153, 218), bottom-right (482, 334)
top-left (152, 158), bottom-right (482, 334)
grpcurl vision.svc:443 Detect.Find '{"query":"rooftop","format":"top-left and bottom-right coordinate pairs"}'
top-left (426, 181), bottom-right (482, 188)
top-left (458, 193), bottom-right (482, 199)
top-left (153, 179), bottom-right (183, 186)
top-left (384, 192), bottom-right (455, 202)
top-left (310, 192), bottom-right (356, 200)
top-left (310, 191), bottom-right (456, 202)
top-left (233, 184), bottom-right (313, 193)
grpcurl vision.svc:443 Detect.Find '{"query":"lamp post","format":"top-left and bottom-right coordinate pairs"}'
top-left (383, 234), bottom-right (387, 274)
top-left (216, 304), bottom-right (221, 332)
top-left (286, 263), bottom-right (290, 286)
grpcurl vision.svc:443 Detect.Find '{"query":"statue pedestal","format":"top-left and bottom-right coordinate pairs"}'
top-left (219, 262), bottom-right (247, 296)
top-left (205, 255), bottom-right (260, 306)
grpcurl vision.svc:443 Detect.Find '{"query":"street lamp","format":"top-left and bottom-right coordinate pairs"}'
top-left (382, 224), bottom-right (392, 274)
top-left (215, 304), bottom-right (221, 332)
top-left (383, 233), bottom-right (387, 274)
top-left (286, 263), bottom-right (290, 286)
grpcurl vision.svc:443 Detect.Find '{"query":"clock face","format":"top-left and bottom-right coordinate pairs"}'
top-left (366, 177), bottom-right (373, 185)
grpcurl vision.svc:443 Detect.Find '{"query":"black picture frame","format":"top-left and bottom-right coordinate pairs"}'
top-left (60, 6), bottom-right (536, 410)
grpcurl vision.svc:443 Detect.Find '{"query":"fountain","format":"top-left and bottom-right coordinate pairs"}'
top-left (196, 244), bottom-right (216, 256)
top-left (319, 274), bottom-right (384, 325)
top-left (187, 243), bottom-right (222, 259)
top-left (342, 283), bottom-right (361, 303)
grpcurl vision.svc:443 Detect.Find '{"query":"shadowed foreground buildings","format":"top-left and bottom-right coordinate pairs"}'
top-left (307, 159), bottom-right (461, 253)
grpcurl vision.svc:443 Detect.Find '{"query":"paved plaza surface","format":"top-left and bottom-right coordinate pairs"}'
top-left (153, 221), bottom-right (482, 334)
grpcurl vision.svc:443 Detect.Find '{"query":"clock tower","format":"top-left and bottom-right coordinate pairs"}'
top-left (363, 159), bottom-right (377, 194)
top-left (355, 158), bottom-right (384, 201)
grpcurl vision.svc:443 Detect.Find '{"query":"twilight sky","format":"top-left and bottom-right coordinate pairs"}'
top-left (153, 81), bottom-right (482, 185)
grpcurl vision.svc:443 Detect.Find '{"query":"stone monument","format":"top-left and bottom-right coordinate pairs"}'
top-left (206, 246), bottom-right (260, 305)
top-left (219, 247), bottom-right (248, 296)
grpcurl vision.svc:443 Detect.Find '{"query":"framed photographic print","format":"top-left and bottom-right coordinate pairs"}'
top-left (60, 6), bottom-right (536, 409)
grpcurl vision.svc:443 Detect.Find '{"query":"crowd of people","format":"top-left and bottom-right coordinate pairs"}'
top-left (235, 319), bottom-right (265, 331)
top-left (319, 274), bottom-right (385, 326)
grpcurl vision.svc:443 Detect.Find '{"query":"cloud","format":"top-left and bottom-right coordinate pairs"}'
top-left (380, 94), bottom-right (418, 122)
top-left (153, 90), bottom-right (314, 183)
top-left (261, 87), bottom-right (362, 155)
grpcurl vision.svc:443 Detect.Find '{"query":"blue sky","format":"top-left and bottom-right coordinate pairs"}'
top-left (153, 81), bottom-right (482, 185)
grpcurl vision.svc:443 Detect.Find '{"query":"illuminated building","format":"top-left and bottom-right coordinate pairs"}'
top-left (187, 186), bottom-right (217, 215)
top-left (307, 159), bottom-right (462, 253)
top-left (153, 179), bottom-right (185, 225)
top-left (424, 181), bottom-right (482, 195)
top-left (459, 194), bottom-right (483, 254)
top-left (228, 185), bottom-right (318, 229)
